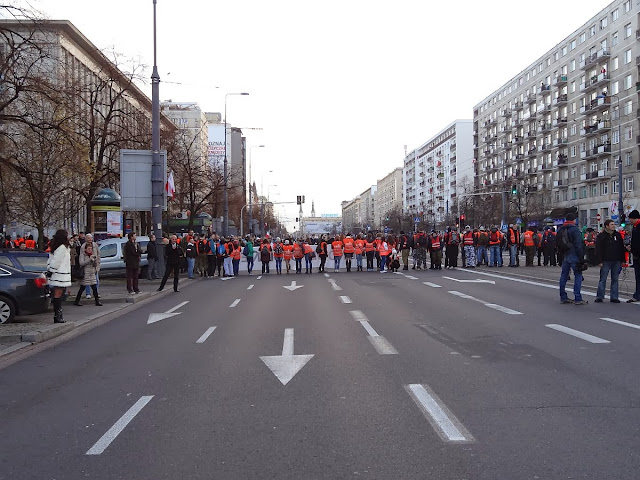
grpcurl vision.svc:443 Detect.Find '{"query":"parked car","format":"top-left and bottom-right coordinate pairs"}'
top-left (0, 249), bottom-right (49, 273)
top-left (97, 236), bottom-right (149, 277)
top-left (0, 263), bottom-right (49, 323)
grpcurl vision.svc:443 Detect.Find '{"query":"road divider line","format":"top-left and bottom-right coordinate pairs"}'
top-left (324, 273), bottom-right (329, 278)
top-left (545, 324), bottom-right (610, 344)
top-left (448, 291), bottom-right (522, 315)
top-left (406, 275), bottom-right (418, 280)
top-left (165, 301), bottom-right (189, 314)
top-left (349, 310), bottom-right (367, 321)
top-left (86, 396), bottom-right (154, 455)
top-left (340, 296), bottom-right (352, 304)
top-left (600, 317), bottom-right (640, 330)
top-left (405, 384), bottom-right (474, 443)
top-left (196, 327), bottom-right (217, 344)
top-left (423, 282), bottom-right (442, 288)
top-left (229, 299), bottom-right (241, 308)
top-left (368, 336), bottom-right (398, 354)
top-left (247, 284), bottom-right (254, 290)
top-left (359, 320), bottom-right (379, 337)
top-left (328, 279), bottom-right (342, 291)
top-left (257, 276), bottom-right (262, 280)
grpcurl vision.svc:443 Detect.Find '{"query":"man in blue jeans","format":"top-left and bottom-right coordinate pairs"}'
top-left (626, 209), bottom-right (640, 303)
top-left (558, 213), bottom-right (587, 305)
top-left (595, 219), bottom-right (625, 303)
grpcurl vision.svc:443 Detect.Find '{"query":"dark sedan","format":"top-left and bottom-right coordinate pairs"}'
top-left (0, 251), bottom-right (50, 323)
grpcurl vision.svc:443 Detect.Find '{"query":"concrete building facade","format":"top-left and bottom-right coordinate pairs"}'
top-left (374, 167), bottom-right (403, 227)
top-left (473, 0), bottom-right (639, 227)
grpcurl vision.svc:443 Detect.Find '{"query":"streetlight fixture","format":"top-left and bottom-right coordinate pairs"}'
top-left (223, 92), bottom-right (249, 237)
top-left (248, 145), bottom-right (265, 235)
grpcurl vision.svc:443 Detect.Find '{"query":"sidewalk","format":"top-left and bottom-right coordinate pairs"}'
top-left (0, 276), bottom-right (198, 358)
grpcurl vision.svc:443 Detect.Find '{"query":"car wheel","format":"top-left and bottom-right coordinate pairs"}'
top-left (0, 295), bottom-right (16, 324)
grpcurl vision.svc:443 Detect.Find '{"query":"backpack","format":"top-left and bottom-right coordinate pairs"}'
top-left (316, 243), bottom-right (323, 254)
top-left (556, 226), bottom-right (571, 252)
top-left (274, 243), bottom-right (283, 255)
top-left (217, 244), bottom-right (227, 257)
top-left (490, 231), bottom-right (499, 243)
top-left (418, 234), bottom-right (429, 247)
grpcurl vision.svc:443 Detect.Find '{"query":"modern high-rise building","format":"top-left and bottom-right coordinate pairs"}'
top-left (161, 102), bottom-right (208, 167)
top-left (474, 0), bottom-right (639, 227)
top-left (403, 120), bottom-right (474, 227)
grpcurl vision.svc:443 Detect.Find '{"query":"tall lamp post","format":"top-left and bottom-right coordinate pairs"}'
top-left (248, 145), bottom-right (265, 236)
top-left (223, 92), bottom-right (249, 237)
top-left (610, 94), bottom-right (624, 223)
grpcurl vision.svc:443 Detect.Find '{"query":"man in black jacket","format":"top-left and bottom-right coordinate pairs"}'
top-left (595, 219), bottom-right (625, 303)
top-left (158, 235), bottom-right (183, 292)
top-left (626, 209), bottom-right (640, 303)
top-left (124, 232), bottom-right (141, 294)
top-left (146, 233), bottom-right (159, 280)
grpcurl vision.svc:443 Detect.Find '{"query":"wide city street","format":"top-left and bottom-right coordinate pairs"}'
top-left (1, 265), bottom-right (639, 480)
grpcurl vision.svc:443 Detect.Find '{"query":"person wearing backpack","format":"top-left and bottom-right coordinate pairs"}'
top-left (216, 238), bottom-right (228, 277)
top-left (542, 227), bottom-right (557, 266)
top-left (260, 238), bottom-right (272, 274)
top-left (292, 239), bottom-right (304, 274)
top-left (243, 236), bottom-right (255, 275)
top-left (584, 227), bottom-right (597, 266)
top-left (273, 237), bottom-right (284, 274)
top-left (558, 213), bottom-right (587, 305)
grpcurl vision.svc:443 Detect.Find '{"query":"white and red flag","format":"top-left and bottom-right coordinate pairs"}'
top-left (165, 171), bottom-right (175, 199)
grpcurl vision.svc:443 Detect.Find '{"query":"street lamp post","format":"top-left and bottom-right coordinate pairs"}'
top-left (248, 145), bottom-right (265, 236)
top-left (610, 94), bottom-right (624, 223)
top-left (223, 92), bottom-right (249, 237)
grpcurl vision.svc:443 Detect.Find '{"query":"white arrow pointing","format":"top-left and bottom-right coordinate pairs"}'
top-left (260, 328), bottom-right (314, 385)
top-left (147, 301), bottom-right (189, 324)
top-left (283, 280), bottom-right (304, 291)
top-left (442, 276), bottom-right (495, 284)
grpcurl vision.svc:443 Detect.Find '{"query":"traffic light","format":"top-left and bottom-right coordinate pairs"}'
top-left (460, 214), bottom-right (465, 221)
top-left (295, 217), bottom-right (299, 222)
top-left (620, 214), bottom-right (626, 228)
top-left (511, 185), bottom-right (518, 195)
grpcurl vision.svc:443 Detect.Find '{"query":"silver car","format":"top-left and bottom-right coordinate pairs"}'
top-left (97, 236), bottom-right (149, 277)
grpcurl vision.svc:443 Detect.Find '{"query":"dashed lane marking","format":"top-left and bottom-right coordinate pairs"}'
top-left (256, 276), bottom-right (262, 280)
top-left (340, 296), bottom-right (352, 304)
top-left (247, 284), bottom-right (254, 290)
top-left (600, 317), bottom-right (640, 330)
top-left (423, 282), bottom-right (442, 288)
top-left (229, 299), bottom-right (241, 308)
top-left (545, 324), bottom-right (610, 344)
top-left (328, 279), bottom-right (342, 291)
top-left (196, 327), bottom-right (217, 344)
top-left (448, 291), bottom-right (522, 315)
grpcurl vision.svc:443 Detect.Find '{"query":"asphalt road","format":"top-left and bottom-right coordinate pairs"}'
top-left (1, 264), bottom-right (639, 479)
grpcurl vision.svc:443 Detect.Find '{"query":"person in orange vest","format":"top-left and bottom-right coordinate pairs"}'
top-left (272, 237), bottom-right (285, 274)
top-left (231, 238), bottom-right (242, 276)
top-left (535, 229), bottom-right (544, 266)
top-left (292, 239), bottom-right (304, 274)
top-left (354, 234), bottom-right (365, 272)
top-left (523, 226), bottom-right (537, 266)
top-left (462, 225), bottom-right (476, 267)
top-left (507, 224), bottom-right (520, 267)
top-left (584, 227), bottom-right (597, 266)
top-left (428, 231), bottom-right (442, 269)
top-left (303, 239), bottom-right (314, 273)
top-left (25, 235), bottom-right (36, 250)
top-left (283, 239), bottom-right (294, 274)
top-left (364, 234), bottom-right (376, 271)
top-left (331, 235), bottom-right (343, 272)
top-left (316, 235), bottom-right (328, 273)
top-left (487, 226), bottom-right (503, 267)
top-left (342, 234), bottom-right (355, 272)
top-left (377, 235), bottom-right (390, 272)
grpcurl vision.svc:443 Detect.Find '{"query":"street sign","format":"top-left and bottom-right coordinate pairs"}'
top-left (596, 213), bottom-right (601, 221)
top-left (612, 215), bottom-right (618, 220)
top-left (516, 217), bottom-right (522, 224)
top-left (414, 217), bottom-right (420, 223)
top-left (384, 227), bottom-right (389, 233)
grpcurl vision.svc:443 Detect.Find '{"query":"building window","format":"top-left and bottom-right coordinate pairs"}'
top-left (612, 8), bottom-right (619, 21)
top-left (571, 167), bottom-right (577, 178)
top-left (624, 0), bottom-right (631, 13)
top-left (571, 124), bottom-right (577, 136)
top-left (625, 75), bottom-right (633, 90)
top-left (612, 129), bottom-right (620, 144)
top-left (626, 151), bottom-right (633, 166)
top-left (627, 126), bottom-right (633, 140)
top-left (570, 59), bottom-right (576, 72)
top-left (580, 186), bottom-right (588, 198)
top-left (554, 51), bottom-right (559, 61)
top-left (613, 180), bottom-right (619, 193)
top-left (590, 184), bottom-right (598, 197)
top-left (600, 17), bottom-right (608, 29)
top-left (625, 23), bottom-right (632, 38)
top-left (580, 32), bottom-right (586, 43)
top-left (625, 176), bottom-right (634, 192)
top-left (624, 100), bottom-right (633, 115)
top-left (625, 49), bottom-right (632, 64)
top-left (601, 182), bottom-right (609, 195)
top-left (571, 146), bottom-right (577, 158)
top-left (612, 56), bottom-right (619, 71)
top-left (570, 39), bottom-right (576, 51)
top-left (562, 46), bottom-right (567, 56)
top-left (570, 81), bottom-right (576, 93)
top-left (612, 31), bottom-right (619, 46)
top-left (590, 25), bottom-right (596, 36)
top-left (611, 80), bottom-right (619, 95)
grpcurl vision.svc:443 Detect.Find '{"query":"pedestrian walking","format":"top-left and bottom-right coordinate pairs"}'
top-left (273, 237), bottom-right (284, 274)
top-left (124, 232), bottom-right (141, 294)
top-left (595, 219), bottom-right (625, 303)
top-left (260, 238), bottom-right (272, 274)
top-left (158, 235), bottom-right (183, 292)
top-left (147, 233), bottom-right (160, 279)
top-left (626, 209), bottom-right (640, 303)
top-left (83, 234), bottom-right (97, 298)
top-left (558, 213), bottom-right (587, 304)
top-left (73, 240), bottom-right (102, 306)
top-left (46, 230), bottom-right (72, 323)
top-left (243, 235), bottom-right (255, 275)
top-left (317, 235), bottom-right (328, 273)
top-left (507, 224), bottom-right (520, 267)
top-left (331, 235), bottom-right (343, 272)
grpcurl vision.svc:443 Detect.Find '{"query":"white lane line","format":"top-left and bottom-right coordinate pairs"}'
top-left (349, 310), bottom-right (367, 321)
top-left (368, 336), bottom-right (398, 354)
top-left (257, 275), bottom-right (262, 280)
top-left (340, 295), bottom-right (352, 304)
top-left (247, 284), bottom-right (254, 290)
top-left (406, 275), bottom-right (418, 280)
top-left (423, 282), bottom-right (442, 288)
top-left (545, 324), bottom-right (610, 344)
top-left (220, 277), bottom-right (234, 281)
top-left (600, 317), bottom-right (640, 330)
top-left (165, 301), bottom-right (189, 314)
top-left (359, 320), bottom-right (379, 337)
top-left (405, 384), bottom-right (474, 443)
top-left (448, 291), bottom-right (522, 315)
top-left (196, 326), bottom-right (217, 344)
top-left (328, 279), bottom-right (342, 291)
top-left (324, 273), bottom-right (329, 278)
top-left (229, 299), bottom-right (241, 308)
top-left (86, 396), bottom-right (154, 455)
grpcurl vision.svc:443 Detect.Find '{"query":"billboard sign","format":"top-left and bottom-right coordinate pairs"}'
top-left (207, 124), bottom-right (225, 167)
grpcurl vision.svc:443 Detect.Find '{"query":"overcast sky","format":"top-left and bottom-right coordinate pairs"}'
top-left (27, 0), bottom-right (612, 229)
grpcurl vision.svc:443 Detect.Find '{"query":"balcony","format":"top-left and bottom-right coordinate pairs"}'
top-left (483, 118), bottom-right (497, 128)
top-left (553, 94), bottom-right (568, 106)
top-left (514, 136), bottom-right (524, 144)
top-left (590, 95), bottom-right (611, 112)
top-left (526, 131), bottom-right (537, 139)
top-left (579, 72), bottom-right (610, 93)
top-left (552, 137), bottom-right (569, 147)
top-left (537, 144), bottom-right (551, 152)
top-left (553, 75), bottom-right (568, 86)
top-left (556, 155), bottom-right (569, 167)
top-left (553, 179), bottom-right (566, 187)
top-left (527, 167), bottom-right (537, 174)
top-left (537, 122), bottom-right (553, 133)
top-left (539, 103), bottom-right (552, 113)
top-left (513, 118), bottom-right (523, 126)
top-left (552, 117), bottom-right (568, 127)
top-left (515, 153), bottom-right (525, 160)
top-left (527, 147), bottom-right (538, 156)
top-left (525, 94), bottom-right (537, 104)
top-left (450, 141), bottom-right (457, 150)
top-left (502, 110), bottom-right (512, 117)
top-left (539, 84), bottom-right (551, 94)
top-left (581, 120), bottom-right (611, 136)
top-left (579, 49), bottom-right (610, 70)
top-left (513, 100), bottom-right (524, 111)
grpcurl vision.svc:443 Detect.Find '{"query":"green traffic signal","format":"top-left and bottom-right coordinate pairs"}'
top-left (511, 186), bottom-right (518, 194)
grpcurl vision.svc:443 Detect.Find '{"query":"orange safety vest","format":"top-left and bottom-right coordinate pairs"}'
top-left (523, 231), bottom-right (535, 247)
top-left (231, 245), bottom-right (241, 260)
top-left (354, 239), bottom-right (365, 255)
top-left (536, 232), bottom-right (543, 247)
top-left (343, 237), bottom-right (355, 254)
top-left (283, 244), bottom-right (293, 260)
top-left (365, 241), bottom-right (375, 252)
top-left (293, 243), bottom-right (304, 259)
top-left (509, 229), bottom-right (517, 244)
top-left (317, 241), bottom-right (327, 255)
top-left (273, 242), bottom-right (284, 258)
top-left (377, 241), bottom-right (389, 256)
top-left (303, 244), bottom-right (314, 255)
top-left (463, 232), bottom-right (474, 245)
top-left (430, 237), bottom-right (441, 249)
top-left (332, 241), bottom-right (343, 256)
top-left (489, 231), bottom-right (502, 245)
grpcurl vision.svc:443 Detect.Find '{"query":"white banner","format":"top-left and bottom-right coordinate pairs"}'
top-left (207, 124), bottom-right (225, 167)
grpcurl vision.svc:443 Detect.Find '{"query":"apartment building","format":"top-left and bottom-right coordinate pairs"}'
top-left (161, 102), bottom-right (209, 167)
top-left (374, 167), bottom-right (403, 227)
top-left (403, 120), bottom-right (474, 227)
top-left (474, 0), bottom-right (639, 227)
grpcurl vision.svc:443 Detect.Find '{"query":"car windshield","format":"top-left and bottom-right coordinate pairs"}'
top-left (14, 255), bottom-right (48, 272)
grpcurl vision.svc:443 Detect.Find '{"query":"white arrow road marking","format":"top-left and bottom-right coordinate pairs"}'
top-left (448, 291), bottom-right (522, 315)
top-left (196, 326), bottom-right (217, 344)
top-left (545, 324), bottom-right (610, 344)
top-left (352, 311), bottom-right (398, 355)
top-left (147, 301), bottom-right (189, 324)
top-left (405, 384), bottom-right (474, 443)
top-left (86, 396), bottom-right (154, 455)
top-left (600, 317), bottom-right (640, 330)
top-left (260, 328), bottom-right (314, 385)
top-left (247, 284), bottom-right (254, 290)
top-left (328, 279), bottom-right (342, 291)
top-left (442, 276), bottom-right (495, 284)
top-left (423, 282), bottom-right (442, 288)
top-left (229, 299), bottom-right (241, 308)
top-left (340, 296), bottom-right (352, 304)
top-left (283, 281), bottom-right (304, 291)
